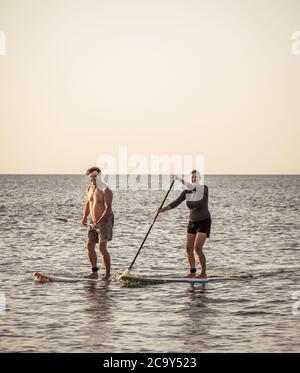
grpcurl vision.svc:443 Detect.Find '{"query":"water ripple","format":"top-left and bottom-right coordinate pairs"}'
top-left (0, 175), bottom-right (299, 352)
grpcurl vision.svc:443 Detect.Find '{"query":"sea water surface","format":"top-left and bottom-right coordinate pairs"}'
top-left (0, 175), bottom-right (299, 352)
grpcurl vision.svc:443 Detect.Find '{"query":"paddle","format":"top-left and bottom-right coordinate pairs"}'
top-left (54, 217), bottom-right (93, 228)
top-left (116, 179), bottom-right (175, 280)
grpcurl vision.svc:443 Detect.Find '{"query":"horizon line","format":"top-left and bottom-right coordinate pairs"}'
top-left (0, 173), bottom-right (299, 176)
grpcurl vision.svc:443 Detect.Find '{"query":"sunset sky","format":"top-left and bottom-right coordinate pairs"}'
top-left (0, 0), bottom-right (299, 174)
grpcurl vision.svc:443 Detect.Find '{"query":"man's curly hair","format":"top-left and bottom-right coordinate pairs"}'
top-left (85, 167), bottom-right (101, 175)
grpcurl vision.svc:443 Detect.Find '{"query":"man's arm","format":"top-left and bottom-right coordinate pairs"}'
top-left (95, 188), bottom-right (113, 225)
top-left (81, 187), bottom-right (90, 225)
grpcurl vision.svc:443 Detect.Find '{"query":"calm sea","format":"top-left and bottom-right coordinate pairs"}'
top-left (0, 175), bottom-right (299, 352)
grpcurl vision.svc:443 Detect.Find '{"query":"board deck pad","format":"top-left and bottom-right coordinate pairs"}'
top-left (120, 275), bottom-right (209, 285)
top-left (34, 272), bottom-right (210, 285)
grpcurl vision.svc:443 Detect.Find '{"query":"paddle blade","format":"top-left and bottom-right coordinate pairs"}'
top-left (115, 268), bottom-right (131, 281)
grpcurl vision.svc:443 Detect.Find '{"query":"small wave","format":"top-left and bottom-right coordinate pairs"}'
top-left (211, 267), bottom-right (300, 281)
top-left (253, 267), bottom-right (300, 278)
top-left (233, 310), bottom-right (271, 316)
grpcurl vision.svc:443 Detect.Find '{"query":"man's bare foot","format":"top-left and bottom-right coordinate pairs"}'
top-left (196, 273), bottom-right (207, 279)
top-left (101, 275), bottom-right (110, 282)
top-left (85, 272), bottom-right (98, 280)
top-left (184, 273), bottom-right (196, 278)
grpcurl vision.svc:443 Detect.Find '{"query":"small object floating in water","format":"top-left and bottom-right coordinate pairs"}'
top-left (34, 272), bottom-right (51, 283)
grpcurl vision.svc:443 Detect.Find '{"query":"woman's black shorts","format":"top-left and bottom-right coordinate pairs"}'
top-left (187, 218), bottom-right (211, 238)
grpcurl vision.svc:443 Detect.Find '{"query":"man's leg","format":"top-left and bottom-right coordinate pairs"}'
top-left (99, 239), bottom-right (110, 281)
top-left (86, 239), bottom-right (98, 279)
top-left (194, 232), bottom-right (207, 278)
top-left (184, 233), bottom-right (196, 277)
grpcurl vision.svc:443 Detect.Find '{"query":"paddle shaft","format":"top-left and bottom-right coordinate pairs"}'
top-left (128, 179), bottom-right (175, 270)
top-left (55, 218), bottom-right (93, 229)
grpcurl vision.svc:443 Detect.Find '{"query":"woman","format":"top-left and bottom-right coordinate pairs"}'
top-left (158, 170), bottom-right (211, 278)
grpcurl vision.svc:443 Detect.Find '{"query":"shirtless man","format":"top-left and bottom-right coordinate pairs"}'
top-left (81, 167), bottom-right (114, 280)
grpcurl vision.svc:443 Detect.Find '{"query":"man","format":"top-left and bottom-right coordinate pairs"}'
top-left (81, 167), bottom-right (114, 281)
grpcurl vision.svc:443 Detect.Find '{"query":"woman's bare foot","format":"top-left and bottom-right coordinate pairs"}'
top-left (196, 273), bottom-right (207, 279)
top-left (85, 272), bottom-right (98, 280)
top-left (184, 273), bottom-right (196, 278)
top-left (101, 275), bottom-right (110, 282)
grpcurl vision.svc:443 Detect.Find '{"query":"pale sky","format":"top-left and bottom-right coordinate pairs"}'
top-left (0, 0), bottom-right (299, 174)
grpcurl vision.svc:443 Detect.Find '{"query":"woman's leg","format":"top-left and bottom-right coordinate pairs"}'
top-left (194, 232), bottom-right (207, 278)
top-left (185, 233), bottom-right (196, 277)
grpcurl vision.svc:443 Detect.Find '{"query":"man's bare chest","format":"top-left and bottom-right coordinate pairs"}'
top-left (88, 188), bottom-right (104, 204)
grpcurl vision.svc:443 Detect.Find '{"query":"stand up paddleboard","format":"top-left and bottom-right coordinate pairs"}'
top-left (33, 272), bottom-right (97, 283)
top-left (120, 275), bottom-right (209, 285)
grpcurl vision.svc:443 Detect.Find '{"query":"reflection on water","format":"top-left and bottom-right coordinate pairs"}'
top-left (182, 285), bottom-right (211, 351)
top-left (82, 282), bottom-right (116, 350)
top-left (83, 282), bottom-right (112, 323)
top-left (0, 175), bottom-right (299, 352)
